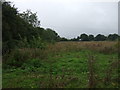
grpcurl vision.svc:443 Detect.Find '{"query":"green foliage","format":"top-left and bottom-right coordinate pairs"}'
top-left (3, 50), bottom-right (118, 88)
top-left (70, 38), bottom-right (78, 41)
top-left (21, 59), bottom-right (42, 72)
top-left (29, 36), bottom-right (45, 48)
top-left (18, 36), bottom-right (46, 49)
top-left (2, 1), bottom-right (119, 88)
top-left (95, 34), bottom-right (106, 41)
top-left (43, 28), bottom-right (60, 42)
top-left (107, 34), bottom-right (119, 41)
top-left (66, 34), bottom-right (119, 42)
top-left (80, 33), bottom-right (89, 41)
top-left (3, 47), bottom-right (48, 69)
top-left (60, 37), bottom-right (68, 41)
top-left (2, 1), bottom-right (60, 54)
top-left (89, 34), bottom-right (94, 41)
top-left (3, 49), bottom-right (31, 68)
top-left (20, 9), bottom-right (40, 27)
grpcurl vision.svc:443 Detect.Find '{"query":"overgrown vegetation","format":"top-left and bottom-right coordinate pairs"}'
top-left (2, 1), bottom-right (120, 54)
top-left (2, 1), bottom-right (60, 54)
top-left (3, 41), bottom-right (119, 88)
top-left (2, 1), bottom-right (119, 88)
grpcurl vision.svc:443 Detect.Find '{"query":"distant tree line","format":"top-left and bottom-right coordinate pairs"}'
top-left (2, 1), bottom-right (119, 54)
top-left (60, 33), bottom-right (119, 41)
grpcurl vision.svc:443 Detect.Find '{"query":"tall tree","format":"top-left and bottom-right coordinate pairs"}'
top-left (107, 34), bottom-right (119, 41)
top-left (80, 33), bottom-right (89, 41)
top-left (2, 1), bottom-right (60, 54)
top-left (89, 34), bottom-right (94, 41)
top-left (43, 28), bottom-right (60, 42)
top-left (20, 9), bottom-right (40, 27)
top-left (95, 34), bottom-right (106, 41)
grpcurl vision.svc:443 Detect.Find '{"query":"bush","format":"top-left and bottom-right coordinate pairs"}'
top-left (21, 59), bottom-right (42, 72)
top-left (18, 36), bottom-right (46, 49)
top-left (3, 47), bottom-right (48, 69)
top-left (3, 49), bottom-right (31, 68)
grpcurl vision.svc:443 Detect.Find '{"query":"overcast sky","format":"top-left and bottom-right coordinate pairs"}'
top-left (10, 0), bottom-right (118, 39)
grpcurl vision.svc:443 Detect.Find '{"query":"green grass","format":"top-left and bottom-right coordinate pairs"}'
top-left (2, 49), bottom-right (118, 88)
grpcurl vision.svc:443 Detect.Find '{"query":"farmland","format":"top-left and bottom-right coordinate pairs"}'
top-left (3, 41), bottom-right (119, 88)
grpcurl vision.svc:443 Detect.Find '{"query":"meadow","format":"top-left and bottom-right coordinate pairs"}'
top-left (3, 41), bottom-right (119, 88)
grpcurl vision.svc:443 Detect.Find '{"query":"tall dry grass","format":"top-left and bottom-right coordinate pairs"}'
top-left (3, 41), bottom-right (118, 68)
top-left (46, 41), bottom-right (117, 54)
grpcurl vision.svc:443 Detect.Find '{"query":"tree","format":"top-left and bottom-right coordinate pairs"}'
top-left (2, 1), bottom-right (60, 54)
top-left (107, 34), bottom-right (119, 41)
top-left (20, 9), bottom-right (40, 27)
top-left (43, 28), bottom-right (60, 42)
top-left (70, 38), bottom-right (78, 41)
top-left (60, 37), bottom-right (68, 41)
top-left (89, 34), bottom-right (94, 41)
top-left (2, 1), bottom-right (23, 53)
top-left (80, 33), bottom-right (89, 41)
top-left (77, 36), bottom-right (80, 41)
top-left (95, 34), bottom-right (106, 41)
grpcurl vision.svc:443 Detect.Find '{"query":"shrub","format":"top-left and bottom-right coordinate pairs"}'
top-left (21, 59), bottom-right (42, 72)
top-left (18, 36), bottom-right (46, 49)
top-left (3, 48), bottom-right (47, 68)
top-left (3, 49), bottom-right (31, 68)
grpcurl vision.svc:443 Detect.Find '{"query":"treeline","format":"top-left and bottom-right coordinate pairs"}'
top-left (2, 1), bottom-right (119, 54)
top-left (2, 1), bottom-right (60, 54)
top-left (61, 33), bottom-right (119, 41)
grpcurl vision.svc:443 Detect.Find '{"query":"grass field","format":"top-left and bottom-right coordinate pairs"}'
top-left (2, 41), bottom-right (119, 88)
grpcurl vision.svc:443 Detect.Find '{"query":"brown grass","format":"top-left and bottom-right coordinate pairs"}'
top-left (3, 41), bottom-right (117, 68)
top-left (46, 41), bottom-right (117, 54)
top-left (15, 41), bottom-right (117, 57)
